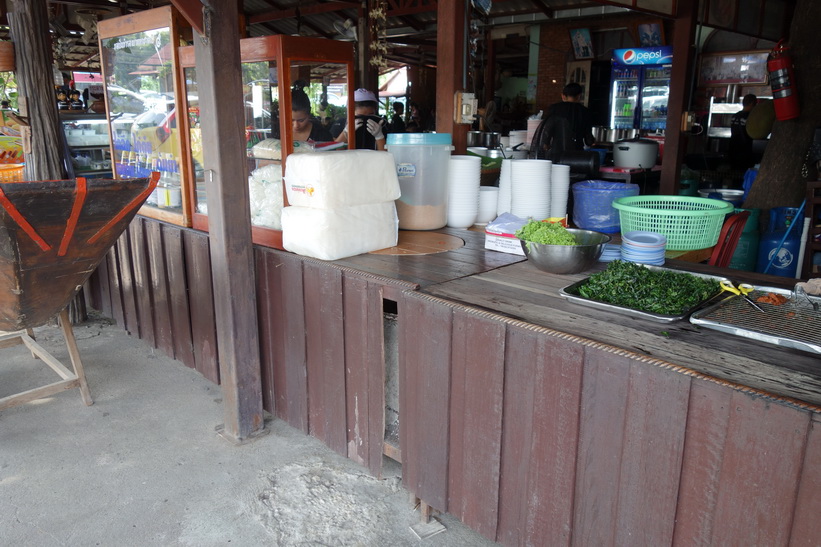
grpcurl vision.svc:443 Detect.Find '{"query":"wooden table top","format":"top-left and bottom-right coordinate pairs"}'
top-left (420, 258), bottom-right (821, 408)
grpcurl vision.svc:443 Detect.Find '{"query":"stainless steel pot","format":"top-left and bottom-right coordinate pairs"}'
top-left (482, 132), bottom-right (501, 148)
top-left (467, 131), bottom-right (483, 147)
top-left (605, 128), bottom-right (618, 143)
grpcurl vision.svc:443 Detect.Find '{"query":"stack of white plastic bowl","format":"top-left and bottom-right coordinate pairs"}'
top-left (446, 155), bottom-right (482, 228)
top-left (510, 159), bottom-right (551, 220)
top-left (477, 187), bottom-right (500, 224)
top-left (496, 159), bottom-right (513, 216)
top-left (550, 163), bottom-right (571, 218)
top-left (621, 231), bottom-right (667, 265)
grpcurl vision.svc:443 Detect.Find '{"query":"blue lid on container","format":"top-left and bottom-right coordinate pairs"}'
top-left (386, 133), bottom-right (452, 146)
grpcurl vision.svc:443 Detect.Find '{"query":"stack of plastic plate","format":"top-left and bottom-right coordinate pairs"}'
top-left (598, 243), bottom-right (622, 262)
top-left (621, 231), bottom-right (666, 265)
top-left (446, 155), bottom-right (482, 228)
top-left (510, 159), bottom-right (551, 220)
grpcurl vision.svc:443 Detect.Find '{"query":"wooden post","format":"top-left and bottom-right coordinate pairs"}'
top-left (193, 1), bottom-right (265, 442)
top-left (436, 0), bottom-right (468, 152)
top-left (660, 0), bottom-right (699, 195)
top-left (6, 0), bottom-right (65, 181)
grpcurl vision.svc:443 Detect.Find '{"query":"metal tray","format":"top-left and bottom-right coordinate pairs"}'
top-left (690, 285), bottom-right (821, 354)
top-left (559, 265), bottom-right (727, 323)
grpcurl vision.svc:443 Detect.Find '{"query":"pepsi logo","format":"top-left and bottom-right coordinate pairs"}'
top-left (622, 50), bottom-right (636, 64)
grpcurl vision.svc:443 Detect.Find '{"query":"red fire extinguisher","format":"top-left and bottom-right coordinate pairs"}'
top-left (768, 40), bottom-right (800, 121)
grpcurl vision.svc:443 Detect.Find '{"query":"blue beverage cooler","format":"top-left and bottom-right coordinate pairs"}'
top-left (610, 46), bottom-right (672, 131)
top-left (756, 207), bottom-right (802, 278)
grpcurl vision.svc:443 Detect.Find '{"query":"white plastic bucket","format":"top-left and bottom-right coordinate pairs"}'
top-left (386, 133), bottom-right (452, 230)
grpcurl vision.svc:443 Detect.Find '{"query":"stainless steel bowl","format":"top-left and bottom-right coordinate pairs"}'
top-left (520, 229), bottom-right (611, 274)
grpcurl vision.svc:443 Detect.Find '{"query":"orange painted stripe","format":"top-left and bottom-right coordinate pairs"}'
top-left (0, 184), bottom-right (52, 251)
top-left (58, 177), bottom-right (88, 256)
top-left (87, 172), bottom-right (160, 245)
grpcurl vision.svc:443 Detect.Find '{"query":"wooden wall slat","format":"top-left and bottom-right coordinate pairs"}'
top-left (572, 349), bottom-right (631, 546)
top-left (614, 361), bottom-right (691, 546)
top-left (161, 225), bottom-right (195, 369)
top-left (269, 251), bottom-right (308, 433)
top-left (115, 231), bottom-right (139, 336)
top-left (145, 220), bottom-right (174, 359)
top-left (128, 219), bottom-right (156, 348)
top-left (183, 229), bottom-right (219, 384)
top-left (255, 248), bottom-right (276, 413)
top-left (710, 391), bottom-right (810, 546)
top-left (790, 415), bottom-right (821, 545)
top-left (106, 247), bottom-right (126, 328)
top-left (673, 380), bottom-right (732, 546)
top-left (497, 328), bottom-right (583, 546)
top-left (366, 283), bottom-right (387, 478)
top-left (303, 262), bottom-right (347, 455)
top-left (343, 275), bottom-right (370, 467)
top-left (399, 294), bottom-right (452, 512)
top-left (93, 251), bottom-right (112, 318)
top-left (447, 310), bottom-right (506, 539)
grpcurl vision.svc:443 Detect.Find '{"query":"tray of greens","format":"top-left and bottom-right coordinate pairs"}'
top-left (559, 260), bottom-right (725, 323)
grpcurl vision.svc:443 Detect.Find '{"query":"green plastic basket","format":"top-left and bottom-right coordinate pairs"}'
top-left (612, 195), bottom-right (734, 251)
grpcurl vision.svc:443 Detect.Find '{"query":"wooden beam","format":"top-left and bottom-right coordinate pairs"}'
top-left (193, 0), bottom-right (265, 443)
top-left (387, 0), bottom-right (438, 17)
top-left (250, 1), bottom-right (359, 24)
top-left (170, 0), bottom-right (204, 35)
top-left (436, 0), bottom-right (467, 152)
top-left (660, 0), bottom-right (698, 195)
top-left (530, 0), bottom-right (555, 18)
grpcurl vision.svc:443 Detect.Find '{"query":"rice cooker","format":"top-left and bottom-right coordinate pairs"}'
top-left (613, 138), bottom-right (659, 169)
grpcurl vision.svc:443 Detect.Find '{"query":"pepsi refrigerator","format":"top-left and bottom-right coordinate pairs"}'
top-left (610, 46), bottom-right (673, 132)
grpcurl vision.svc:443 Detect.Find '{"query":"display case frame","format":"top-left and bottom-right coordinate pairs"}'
top-left (177, 35), bottom-right (355, 249)
top-left (97, 6), bottom-right (193, 227)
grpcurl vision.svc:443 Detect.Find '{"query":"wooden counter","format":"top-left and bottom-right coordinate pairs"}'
top-left (421, 258), bottom-right (821, 408)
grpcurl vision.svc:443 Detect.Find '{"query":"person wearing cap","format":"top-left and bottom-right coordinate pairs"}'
top-left (335, 88), bottom-right (386, 150)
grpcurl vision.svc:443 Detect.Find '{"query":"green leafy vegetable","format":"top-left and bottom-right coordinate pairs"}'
top-left (515, 220), bottom-right (576, 246)
top-left (574, 260), bottom-right (720, 316)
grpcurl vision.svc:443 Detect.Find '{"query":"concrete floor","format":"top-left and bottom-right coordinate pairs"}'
top-left (0, 314), bottom-right (498, 546)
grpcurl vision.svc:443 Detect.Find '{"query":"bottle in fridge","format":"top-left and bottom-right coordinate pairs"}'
top-left (610, 46), bottom-right (673, 132)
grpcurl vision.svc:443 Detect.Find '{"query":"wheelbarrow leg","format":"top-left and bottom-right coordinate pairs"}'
top-left (59, 309), bottom-right (92, 406)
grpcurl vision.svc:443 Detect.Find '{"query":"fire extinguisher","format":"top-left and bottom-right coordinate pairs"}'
top-left (768, 40), bottom-right (800, 121)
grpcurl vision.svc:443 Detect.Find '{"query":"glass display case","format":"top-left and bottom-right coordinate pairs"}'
top-left (97, 6), bottom-right (192, 226)
top-left (178, 35), bottom-right (354, 249)
top-left (60, 112), bottom-right (112, 178)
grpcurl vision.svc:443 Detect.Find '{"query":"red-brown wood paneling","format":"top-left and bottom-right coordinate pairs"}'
top-left (267, 251), bottom-right (308, 433)
top-left (161, 224), bottom-right (195, 369)
top-left (399, 294), bottom-right (453, 512)
top-left (791, 415), bottom-right (821, 545)
top-left (303, 261), bottom-right (347, 456)
top-left (106, 247), bottom-right (126, 328)
top-left (342, 275), bottom-right (371, 468)
top-left (613, 360), bottom-right (690, 545)
top-left (447, 309), bottom-right (506, 540)
top-left (128, 219), bottom-right (156, 348)
top-left (183, 229), bottom-right (219, 384)
top-left (710, 391), bottom-right (810, 546)
top-left (674, 379), bottom-right (812, 546)
top-left (255, 248), bottom-right (277, 413)
top-left (115, 231), bottom-right (139, 336)
top-left (572, 348), bottom-right (632, 545)
top-left (365, 283), bottom-right (387, 478)
top-left (145, 220), bottom-right (174, 359)
top-left (497, 327), bottom-right (583, 547)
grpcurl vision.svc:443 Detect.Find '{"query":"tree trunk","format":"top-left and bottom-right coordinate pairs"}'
top-left (744, 0), bottom-right (821, 214)
top-left (7, 0), bottom-right (65, 181)
top-left (7, 0), bottom-right (85, 323)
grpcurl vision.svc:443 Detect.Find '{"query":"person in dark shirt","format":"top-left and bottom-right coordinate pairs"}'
top-left (387, 101), bottom-right (406, 134)
top-left (334, 88), bottom-right (386, 150)
top-left (729, 94), bottom-right (757, 170)
top-left (546, 82), bottom-right (593, 151)
top-left (291, 81), bottom-right (333, 143)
